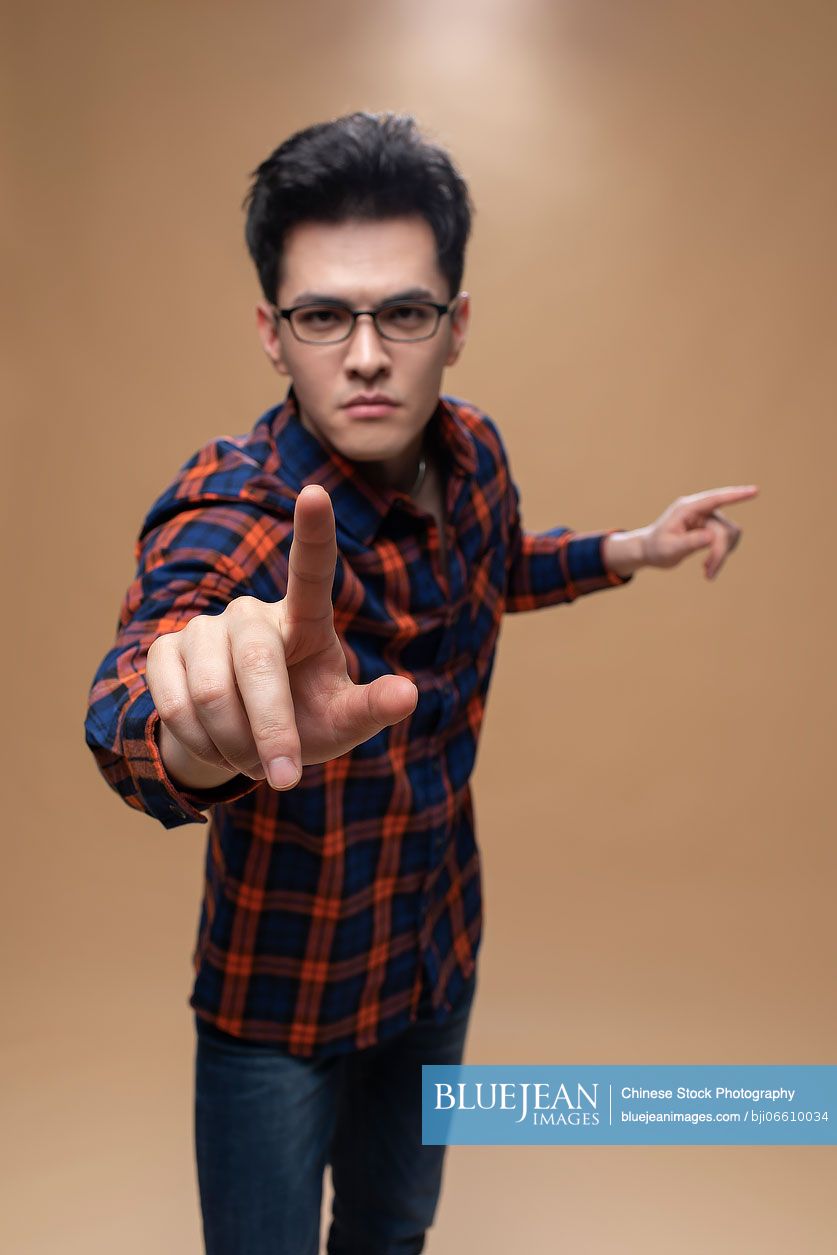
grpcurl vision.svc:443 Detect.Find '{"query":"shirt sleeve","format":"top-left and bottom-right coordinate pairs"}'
top-left (481, 416), bottom-right (634, 613)
top-left (84, 503), bottom-right (292, 830)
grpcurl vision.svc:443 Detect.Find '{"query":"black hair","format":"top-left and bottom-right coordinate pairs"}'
top-left (243, 111), bottom-right (474, 304)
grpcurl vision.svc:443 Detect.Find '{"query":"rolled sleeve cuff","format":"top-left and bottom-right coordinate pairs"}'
top-left (121, 688), bottom-right (260, 829)
top-left (557, 528), bottom-right (635, 596)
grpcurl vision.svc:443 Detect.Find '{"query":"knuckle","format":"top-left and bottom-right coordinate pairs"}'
top-left (149, 630), bottom-right (178, 661)
top-left (250, 715), bottom-right (296, 747)
top-left (238, 641), bottom-right (278, 673)
top-left (155, 693), bottom-right (189, 724)
top-left (189, 673), bottom-right (230, 708)
top-left (226, 595), bottom-right (260, 620)
top-left (181, 613), bottom-right (207, 637)
top-left (288, 559), bottom-right (315, 587)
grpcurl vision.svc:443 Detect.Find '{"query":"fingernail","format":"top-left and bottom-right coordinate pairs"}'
top-left (267, 756), bottom-right (299, 789)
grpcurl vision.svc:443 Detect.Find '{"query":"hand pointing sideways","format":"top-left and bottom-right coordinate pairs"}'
top-left (602, 485), bottom-right (760, 581)
top-left (146, 484), bottom-right (418, 792)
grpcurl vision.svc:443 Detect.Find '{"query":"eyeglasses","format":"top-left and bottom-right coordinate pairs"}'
top-left (272, 297), bottom-right (457, 344)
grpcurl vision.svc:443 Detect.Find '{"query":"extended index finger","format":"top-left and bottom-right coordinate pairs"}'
top-left (284, 484), bottom-right (338, 624)
top-left (681, 485), bottom-right (760, 511)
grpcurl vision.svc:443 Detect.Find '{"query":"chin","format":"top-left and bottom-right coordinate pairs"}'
top-left (335, 420), bottom-right (412, 455)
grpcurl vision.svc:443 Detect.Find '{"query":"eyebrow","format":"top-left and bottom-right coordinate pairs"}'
top-left (286, 286), bottom-right (438, 306)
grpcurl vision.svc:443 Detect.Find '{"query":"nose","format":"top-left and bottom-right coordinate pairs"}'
top-left (343, 312), bottom-right (391, 378)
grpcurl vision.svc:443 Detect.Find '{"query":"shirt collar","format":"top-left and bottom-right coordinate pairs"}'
top-left (265, 384), bottom-right (478, 547)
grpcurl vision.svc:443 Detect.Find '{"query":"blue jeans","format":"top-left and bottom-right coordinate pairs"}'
top-left (194, 968), bottom-right (477, 1254)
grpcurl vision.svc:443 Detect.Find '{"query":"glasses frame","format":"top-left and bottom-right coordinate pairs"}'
top-left (271, 296), bottom-right (458, 344)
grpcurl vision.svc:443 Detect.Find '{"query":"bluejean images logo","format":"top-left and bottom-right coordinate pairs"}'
top-left (434, 1079), bottom-right (600, 1126)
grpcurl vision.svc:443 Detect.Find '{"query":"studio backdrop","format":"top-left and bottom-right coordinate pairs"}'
top-left (4, 1), bottom-right (835, 1251)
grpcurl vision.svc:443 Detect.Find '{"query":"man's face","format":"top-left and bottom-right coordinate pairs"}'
top-left (255, 215), bottom-right (470, 484)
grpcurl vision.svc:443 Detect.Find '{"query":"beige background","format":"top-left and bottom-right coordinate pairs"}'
top-left (4, 0), bottom-right (836, 1251)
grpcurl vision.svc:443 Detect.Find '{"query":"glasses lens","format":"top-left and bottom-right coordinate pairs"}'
top-left (290, 305), bottom-right (354, 342)
top-left (376, 303), bottom-right (439, 341)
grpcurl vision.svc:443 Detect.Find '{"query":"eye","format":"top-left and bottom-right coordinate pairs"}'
top-left (297, 306), bottom-right (342, 326)
top-left (390, 304), bottom-right (424, 322)
top-left (379, 303), bottom-right (435, 330)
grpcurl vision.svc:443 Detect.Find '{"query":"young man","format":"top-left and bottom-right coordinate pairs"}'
top-left (85, 111), bottom-right (757, 1254)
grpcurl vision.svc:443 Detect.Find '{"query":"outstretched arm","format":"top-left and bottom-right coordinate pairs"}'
top-left (480, 414), bottom-right (635, 613)
top-left (503, 473), bottom-right (634, 613)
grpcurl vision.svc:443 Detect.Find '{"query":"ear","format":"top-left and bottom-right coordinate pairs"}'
top-left (255, 301), bottom-right (291, 376)
top-left (444, 292), bottom-right (470, 367)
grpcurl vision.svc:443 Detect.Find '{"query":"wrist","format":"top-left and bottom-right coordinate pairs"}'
top-left (602, 528), bottom-right (648, 578)
top-left (156, 718), bottom-right (241, 791)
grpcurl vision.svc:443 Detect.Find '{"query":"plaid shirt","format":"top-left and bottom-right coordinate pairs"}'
top-left (84, 386), bottom-right (633, 1057)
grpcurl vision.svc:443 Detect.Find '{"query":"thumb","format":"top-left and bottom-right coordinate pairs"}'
top-left (331, 674), bottom-right (419, 747)
top-left (366, 675), bottom-right (419, 727)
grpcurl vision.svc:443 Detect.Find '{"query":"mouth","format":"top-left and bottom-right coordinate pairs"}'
top-left (342, 399), bottom-right (401, 418)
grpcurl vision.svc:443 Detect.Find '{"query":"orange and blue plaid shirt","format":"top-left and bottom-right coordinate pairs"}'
top-left (84, 386), bottom-right (632, 1057)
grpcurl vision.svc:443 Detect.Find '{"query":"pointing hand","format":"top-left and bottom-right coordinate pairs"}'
top-left (637, 485), bottom-right (760, 580)
top-left (146, 484), bottom-right (418, 791)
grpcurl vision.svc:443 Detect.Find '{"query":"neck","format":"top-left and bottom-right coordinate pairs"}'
top-left (353, 433), bottom-right (427, 495)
